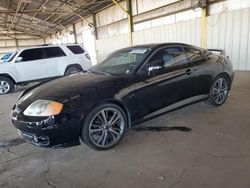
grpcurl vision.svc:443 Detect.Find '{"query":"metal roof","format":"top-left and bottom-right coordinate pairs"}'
top-left (0, 0), bottom-right (114, 38)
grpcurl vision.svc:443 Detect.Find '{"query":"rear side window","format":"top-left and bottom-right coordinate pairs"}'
top-left (44, 47), bottom-right (66, 58)
top-left (67, 45), bottom-right (85, 54)
top-left (18, 49), bottom-right (43, 61)
top-left (185, 48), bottom-right (202, 62)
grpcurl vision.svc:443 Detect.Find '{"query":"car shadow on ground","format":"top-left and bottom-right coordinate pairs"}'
top-left (129, 100), bottom-right (209, 133)
top-left (132, 126), bottom-right (192, 132)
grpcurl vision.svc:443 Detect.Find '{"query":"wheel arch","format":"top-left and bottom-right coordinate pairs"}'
top-left (0, 73), bottom-right (16, 84)
top-left (65, 64), bottom-right (83, 71)
top-left (215, 72), bottom-right (232, 90)
top-left (105, 99), bottom-right (132, 128)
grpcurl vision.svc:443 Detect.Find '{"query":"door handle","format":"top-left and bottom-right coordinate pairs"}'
top-left (186, 69), bottom-right (192, 75)
top-left (186, 68), bottom-right (198, 75)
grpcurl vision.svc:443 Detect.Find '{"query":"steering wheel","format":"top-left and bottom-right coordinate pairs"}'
top-left (126, 62), bottom-right (137, 74)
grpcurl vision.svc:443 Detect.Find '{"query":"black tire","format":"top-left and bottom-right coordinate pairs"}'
top-left (207, 75), bottom-right (230, 106)
top-left (0, 76), bottom-right (15, 95)
top-left (65, 66), bottom-right (82, 75)
top-left (81, 103), bottom-right (127, 150)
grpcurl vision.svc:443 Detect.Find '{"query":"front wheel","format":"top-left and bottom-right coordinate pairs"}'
top-left (207, 76), bottom-right (229, 106)
top-left (0, 76), bottom-right (14, 95)
top-left (81, 103), bottom-right (127, 150)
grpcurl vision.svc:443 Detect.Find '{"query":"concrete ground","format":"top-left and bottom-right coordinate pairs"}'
top-left (0, 71), bottom-right (250, 188)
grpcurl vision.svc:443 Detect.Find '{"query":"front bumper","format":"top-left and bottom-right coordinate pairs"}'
top-left (17, 129), bottom-right (50, 147)
top-left (11, 105), bottom-right (82, 148)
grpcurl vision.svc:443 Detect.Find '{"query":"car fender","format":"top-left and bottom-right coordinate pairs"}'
top-left (0, 63), bottom-right (18, 83)
top-left (206, 56), bottom-right (233, 91)
top-left (60, 63), bottom-right (88, 76)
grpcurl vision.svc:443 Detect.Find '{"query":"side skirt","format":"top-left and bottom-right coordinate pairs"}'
top-left (142, 95), bottom-right (208, 122)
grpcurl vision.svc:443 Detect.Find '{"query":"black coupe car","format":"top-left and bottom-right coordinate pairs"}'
top-left (11, 43), bottom-right (234, 150)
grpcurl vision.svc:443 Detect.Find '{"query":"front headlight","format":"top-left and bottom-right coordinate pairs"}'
top-left (23, 100), bottom-right (63, 117)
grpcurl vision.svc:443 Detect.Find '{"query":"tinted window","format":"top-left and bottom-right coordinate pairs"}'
top-left (185, 48), bottom-right (202, 61)
top-left (44, 47), bottom-right (66, 58)
top-left (18, 49), bottom-right (43, 61)
top-left (67, 45), bottom-right (85, 54)
top-left (148, 46), bottom-right (186, 68)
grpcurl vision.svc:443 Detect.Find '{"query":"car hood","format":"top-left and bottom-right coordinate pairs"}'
top-left (17, 72), bottom-right (132, 109)
top-left (0, 61), bottom-right (8, 64)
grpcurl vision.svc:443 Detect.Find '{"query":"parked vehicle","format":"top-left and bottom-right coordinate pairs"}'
top-left (0, 44), bottom-right (91, 94)
top-left (11, 43), bottom-right (234, 150)
top-left (0, 52), bottom-right (13, 63)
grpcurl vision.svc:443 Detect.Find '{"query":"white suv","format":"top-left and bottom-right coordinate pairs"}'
top-left (0, 44), bottom-right (91, 94)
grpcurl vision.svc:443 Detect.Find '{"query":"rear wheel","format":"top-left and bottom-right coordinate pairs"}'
top-left (81, 103), bottom-right (127, 150)
top-left (208, 76), bottom-right (229, 106)
top-left (0, 76), bottom-right (14, 95)
top-left (65, 66), bottom-right (82, 75)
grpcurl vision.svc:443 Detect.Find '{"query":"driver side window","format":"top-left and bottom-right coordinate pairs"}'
top-left (18, 49), bottom-right (43, 62)
top-left (149, 46), bottom-right (186, 68)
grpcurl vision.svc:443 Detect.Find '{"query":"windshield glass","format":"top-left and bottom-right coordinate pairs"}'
top-left (1, 53), bottom-right (11, 60)
top-left (7, 51), bottom-right (18, 62)
top-left (90, 48), bottom-right (151, 75)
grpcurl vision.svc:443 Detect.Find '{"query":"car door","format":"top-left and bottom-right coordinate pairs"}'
top-left (43, 47), bottom-right (68, 77)
top-left (132, 46), bottom-right (197, 117)
top-left (14, 48), bottom-right (47, 82)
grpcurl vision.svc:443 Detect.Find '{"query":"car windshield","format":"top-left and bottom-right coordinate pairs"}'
top-left (90, 48), bottom-right (151, 75)
top-left (7, 51), bottom-right (18, 62)
top-left (1, 53), bottom-right (10, 60)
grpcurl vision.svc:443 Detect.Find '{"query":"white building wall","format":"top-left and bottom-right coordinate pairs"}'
top-left (95, 10), bottom-right (201, 61)
top-left (95, 7), bottom-right (250, 70)
top-left (133, 18), bottom-right (201, 46)
top-left (46, 16), bottom-right (94, 46)
top-left (95, 34), bottom-right (129, 61)
top-left (207, 7), bottom-right (250, 70)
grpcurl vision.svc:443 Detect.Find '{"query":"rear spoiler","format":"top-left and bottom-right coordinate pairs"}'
top-left (208, 49), bottom-right (226, 56)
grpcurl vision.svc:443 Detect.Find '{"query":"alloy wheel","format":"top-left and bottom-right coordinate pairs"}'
top-left (212, 78), bottom-right (228, 105)
top-left (88, 108), bottom-right (125, 148)
top-left (0, 81), bottom-right (10, 94)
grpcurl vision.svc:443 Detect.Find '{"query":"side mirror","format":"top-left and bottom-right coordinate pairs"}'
top-left (147, 65), bottom-right (163, 77)
top-left (146, 59), bottom-right (164, 77)
top-left (15, 57), bottom-right (23, 63)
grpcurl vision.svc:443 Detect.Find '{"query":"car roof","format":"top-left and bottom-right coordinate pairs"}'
top-left (17, 44), bottom-right (84, 51)
top-left (119, 43), bottom-right (204, 52)
top-left (131, 43), bottom-right (201, 49)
